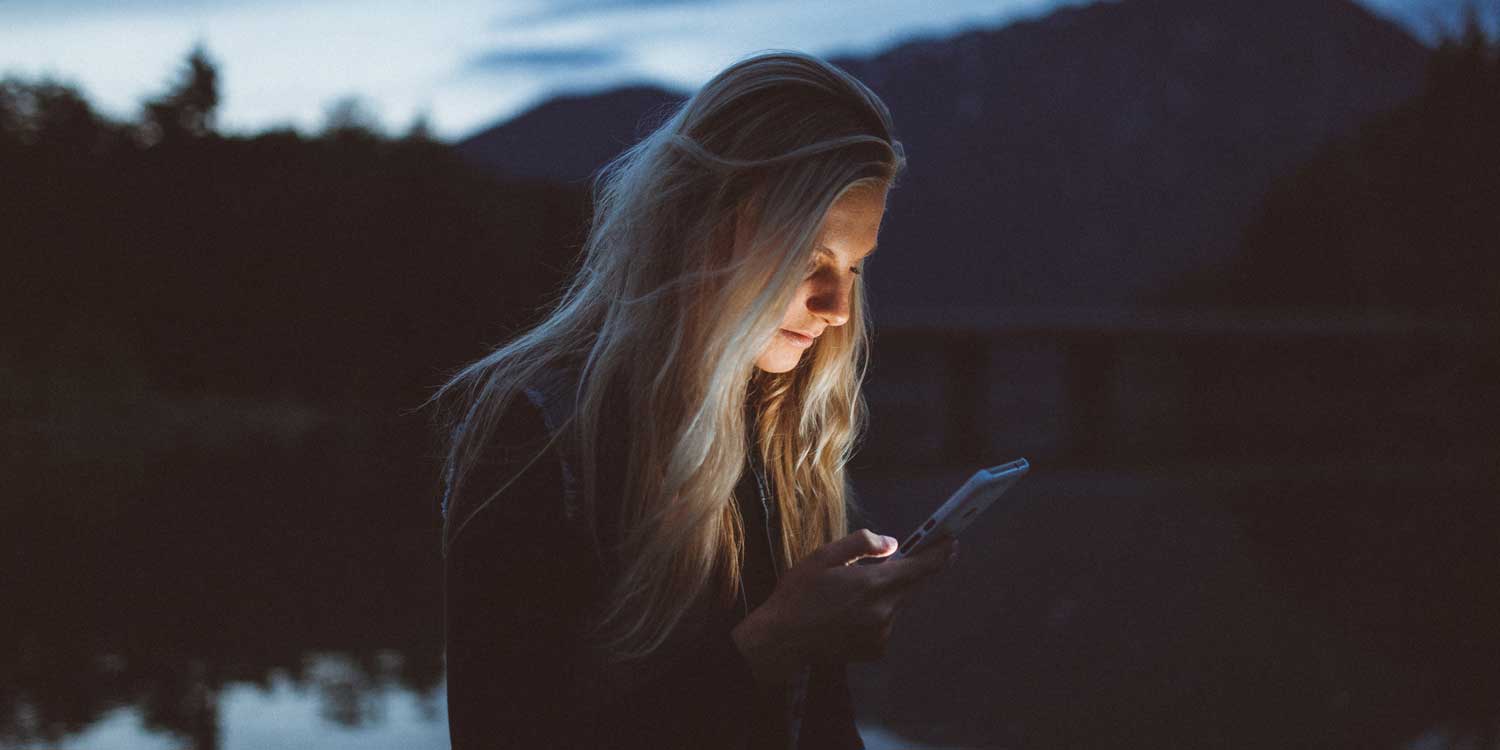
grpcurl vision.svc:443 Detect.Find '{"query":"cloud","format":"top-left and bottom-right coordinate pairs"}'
top-left (496, 0), bottom-right (725, 29)
top-left (466, 47), bottom-right (625, 72)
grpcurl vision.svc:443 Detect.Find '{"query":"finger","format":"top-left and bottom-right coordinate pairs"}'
top-left (876, 568), bottom-right (936, 607)
top-left (876, 538), bottom-right (957, 585)
top-left (815, 528), bottom-right (899, 568)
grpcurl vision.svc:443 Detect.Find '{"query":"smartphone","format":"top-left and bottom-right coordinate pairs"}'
top-left (860, 458), bottom-right (1030, 564)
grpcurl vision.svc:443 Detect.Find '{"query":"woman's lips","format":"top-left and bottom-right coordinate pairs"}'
top-left (779, 329), bottom-right (815, 347)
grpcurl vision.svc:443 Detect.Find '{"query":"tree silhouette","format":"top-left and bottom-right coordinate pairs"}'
top-left (321, 94), bottom-right (383, 138)
top-left (402, 110), bottom-right (436, 142)
top-left (1, 39), bottom-right (588, 750)
top-left (1163, 2), bottom-right (1500, 314)
top-left (1168, 7), bottom-right (1500, 747)
top-left (0, 76), bottom-right (118, 151)
top-left (142, 44), bottom-right (220, 144)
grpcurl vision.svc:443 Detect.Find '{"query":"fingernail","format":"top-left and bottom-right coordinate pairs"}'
top-left (882, 535), bottom-right (898, 550)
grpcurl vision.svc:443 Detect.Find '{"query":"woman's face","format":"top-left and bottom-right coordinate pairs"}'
top-left (754, 182), bottom-right (887, 373)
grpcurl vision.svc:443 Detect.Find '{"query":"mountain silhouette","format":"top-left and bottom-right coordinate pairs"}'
top-left (458, 85), bottom-right (688, 185)
top-left (457, 0), bottom-right (1429, 316)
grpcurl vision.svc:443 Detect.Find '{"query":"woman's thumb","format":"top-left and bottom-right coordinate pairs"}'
top-left (821, 529), bottom-right (899, 567)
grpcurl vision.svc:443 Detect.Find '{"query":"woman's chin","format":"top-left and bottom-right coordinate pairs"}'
top-left (754, 348), bottom-right (802, 374)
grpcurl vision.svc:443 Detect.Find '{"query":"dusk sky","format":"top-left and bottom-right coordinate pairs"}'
top-left (0, 0), bottom-right (1484, 141)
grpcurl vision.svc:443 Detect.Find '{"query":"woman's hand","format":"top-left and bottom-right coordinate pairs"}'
top-left (730, 528), bottom-right (958, 685)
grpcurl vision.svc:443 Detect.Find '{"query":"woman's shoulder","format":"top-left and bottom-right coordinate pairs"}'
top-left (442, 366), bottom-right (585, 552)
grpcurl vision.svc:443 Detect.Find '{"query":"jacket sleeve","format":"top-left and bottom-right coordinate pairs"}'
top-left (442, 394), bottom-right (766, 749)
top-left (797, 662), bottom-right (866, 749)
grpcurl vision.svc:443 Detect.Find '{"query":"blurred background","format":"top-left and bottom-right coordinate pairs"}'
top-left (2, 0), bottom-right (1498, 748)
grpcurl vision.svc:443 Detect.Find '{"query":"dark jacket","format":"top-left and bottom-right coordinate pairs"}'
top-left (441, 364), bottom-right (865, 749)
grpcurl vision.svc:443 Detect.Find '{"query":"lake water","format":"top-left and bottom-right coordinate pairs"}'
top-left (3, 412), bottom-right (1491, 749)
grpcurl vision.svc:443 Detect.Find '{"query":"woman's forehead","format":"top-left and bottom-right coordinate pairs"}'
top-left (819, 185), bottom-right (886, 249)
top-left (732, 180), bottom-right (887, 252)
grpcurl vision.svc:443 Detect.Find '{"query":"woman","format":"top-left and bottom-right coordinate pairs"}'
top-left (429, 49), bottom-right (959, 749)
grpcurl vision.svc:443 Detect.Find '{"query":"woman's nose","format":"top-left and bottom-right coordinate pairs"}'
top-left (808, 277), bottom-right (852, 327)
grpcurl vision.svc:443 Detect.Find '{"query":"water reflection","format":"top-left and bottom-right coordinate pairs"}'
top-left (9, 677), bottom-right (966, 750)
top-left (0, 407), bottom-right (447, 750)
top-left (4, 354), bottom-right (1496, 748)
top-left (7, 656), bottom-right (448, 750)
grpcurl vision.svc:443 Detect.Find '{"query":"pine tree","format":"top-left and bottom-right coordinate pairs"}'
top-left (141, 44), bottom-right (221, 144)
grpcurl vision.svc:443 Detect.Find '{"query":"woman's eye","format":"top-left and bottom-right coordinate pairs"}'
top-left (804, 258), bottom-right (865, 277)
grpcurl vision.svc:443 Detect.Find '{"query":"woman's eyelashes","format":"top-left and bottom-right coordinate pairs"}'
top-left (805, 258), bottom-right (865, 277)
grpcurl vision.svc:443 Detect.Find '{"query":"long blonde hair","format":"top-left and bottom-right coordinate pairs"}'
top-left (425, 49), bottom-right (906, 664)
